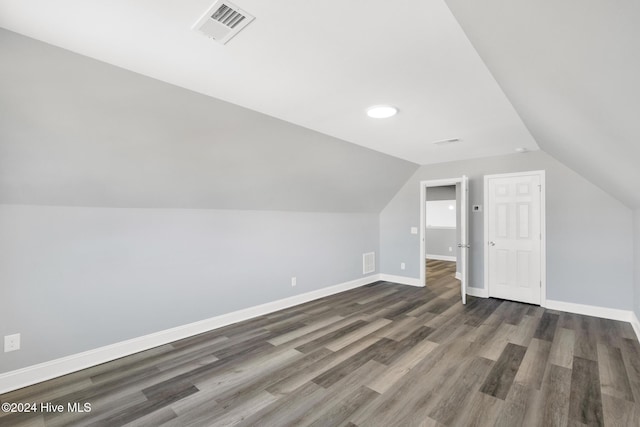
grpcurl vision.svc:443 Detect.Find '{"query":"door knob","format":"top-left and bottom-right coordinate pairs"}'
top-left (488, 241), bottom-right (496, 246)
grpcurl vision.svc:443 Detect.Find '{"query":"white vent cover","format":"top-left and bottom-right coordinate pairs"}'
top-left (193, 1), bottom-right (255, 45)
top-left (363, 252), bottom-right (375, 274)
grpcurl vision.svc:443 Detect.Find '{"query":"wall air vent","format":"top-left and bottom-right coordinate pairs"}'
top-left (193, 1), bottom-right (255, 45)
top-left (363, 252), bottom-right (375, 275)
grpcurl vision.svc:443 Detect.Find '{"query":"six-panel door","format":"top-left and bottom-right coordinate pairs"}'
top-left (487, 174), bottom-right (542, 305)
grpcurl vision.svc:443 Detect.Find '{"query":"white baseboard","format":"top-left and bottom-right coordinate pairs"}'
top-left (544, 299), bottom-right (640, 342)
top-left (455, 272), bottom-right (461, 280)
top-left (466, 286), bottom-right (488, 298)
top-left (544, 299), bottom-right (634, 323)
top-left (0, 274), bottom-right (379, 394)
top-left (378, 274), bottom-right (423, 287)
top-left (426, 254), bottom-right (457, 262)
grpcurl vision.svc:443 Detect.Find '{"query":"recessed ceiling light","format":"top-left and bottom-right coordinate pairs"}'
top-left (366, 105), bottom-right (398, 119)
top-left (515, 147), bottom-right (528, 153)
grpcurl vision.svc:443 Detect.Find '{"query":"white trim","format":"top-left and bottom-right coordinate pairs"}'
top-left (425, 254), bottom-right (457, 262)
top-left (425, 226), bottom-right (456, 230)
top-left (419, 177), bottom-right (463, 187)
top-left (483, 170), bottom-right (546, 306)
top-left (544, 299), bottom-right (634, 322)
top-left (460, 176), bottom-right (468, 305)
top-left (631, 312), bottom-right (640, 343)
top-left (483, 175), bottom-right (489, 300)
top-left (466, 287), bottom-right (489, 298)
top-left (0, 274), bottom-right (379, 394)
top-left (455, 272), bottom-right (462, 280)
top-left (540, 172), bottom-right (547, 305)
top-left (378, 274), bottom-right (423, 287)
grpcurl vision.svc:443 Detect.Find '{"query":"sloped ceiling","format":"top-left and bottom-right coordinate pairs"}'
top-left (0, 29), bottom-right (417, 212)
top-left (0, 0), bottom-right (538, 165)
top-left (2, 1), bottom-right (636, 209)
top-left (444, 0), bottom-right (640, 208)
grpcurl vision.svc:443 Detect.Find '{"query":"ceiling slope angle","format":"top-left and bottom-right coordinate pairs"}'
top-left (444, 0), bottom-right (640, 207)
top-left (0, 0), bottom-right (538, 165)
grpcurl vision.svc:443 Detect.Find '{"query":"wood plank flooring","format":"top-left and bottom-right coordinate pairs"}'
top-left (2, 260), bottom-right (639, 426)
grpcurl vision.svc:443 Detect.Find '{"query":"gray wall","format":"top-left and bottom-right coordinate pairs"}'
top-left (425, 228), bottom-right (456, 259)
top-left (635, 209), bottom-right (640, 319)
top-left (0, 28), bottom-right (635, 378)
top-left (425, 186), bottom-right (457, 258)
top-left (455, 184), bottom-right (461, 275)
top-left (380, 151), bottom-right (634, 310)
top-left (0, 205), bottom-right (379, 373)
top-left (0, 30), bottom-right (417, 374)
top-left (426, 186), bottom-right (456, 201)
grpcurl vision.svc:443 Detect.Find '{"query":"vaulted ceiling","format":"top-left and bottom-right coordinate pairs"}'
top-left (444, 0), bottom-right (640, 208)
top-left (1, 0), bottom-right (638, 207)
top-left (0, 0), bottom-right (537, 166)
top-left (0, 29), bottom-right (417, 212)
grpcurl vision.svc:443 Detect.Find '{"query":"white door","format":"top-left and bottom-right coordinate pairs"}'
top-left (459, 176), bottom-right (469, 304)
top-left (485, 172), bottom-right (543, 305)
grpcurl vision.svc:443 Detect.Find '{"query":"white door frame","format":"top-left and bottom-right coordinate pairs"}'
top-left (420, 177), bottom-right (468, 303)
top-left (483, 170), bottom-right (547, 306)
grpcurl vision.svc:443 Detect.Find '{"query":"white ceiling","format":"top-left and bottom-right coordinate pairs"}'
top-left (445, 0), bottom-right (640, 208)
top-left (0, 0), bottom-right (538, 165)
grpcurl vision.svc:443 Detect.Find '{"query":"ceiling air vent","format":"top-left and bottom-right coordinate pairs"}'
top-left (193, 1), bottom-right (255, 45)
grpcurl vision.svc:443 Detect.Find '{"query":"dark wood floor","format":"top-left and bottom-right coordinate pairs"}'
top-left (2, 260), bottom-right (640, 426)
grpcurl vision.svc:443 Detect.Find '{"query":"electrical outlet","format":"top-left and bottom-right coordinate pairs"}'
top-left (400, 262), bottom-right (406, 270)
top-left (4, 333), bottom-right (20, 352)
top-left (291, 277), bottom-right (297, 287)
top-left (449, 246), bottom-right (453, 252)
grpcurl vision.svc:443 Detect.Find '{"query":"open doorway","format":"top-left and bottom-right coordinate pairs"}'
top-left (420, 177), bottom-right (469, 304)
top-left (425, 186), bottom-right (459, 296)
top-left (425, 186), bottom-right (458, 264)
